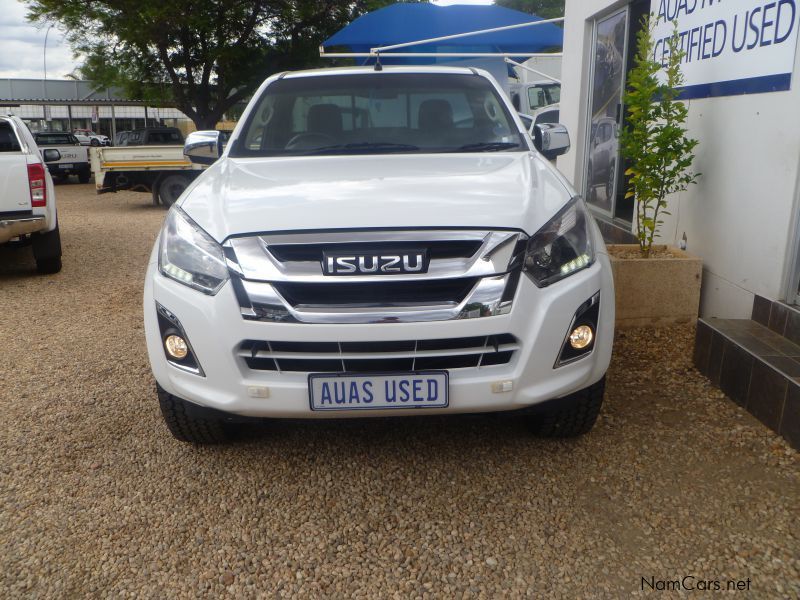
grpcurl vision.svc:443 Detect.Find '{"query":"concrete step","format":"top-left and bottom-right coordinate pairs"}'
top-left (752, 295), bottom-right (800, 344)
top-left (694, 317), bottom-right (799, 449)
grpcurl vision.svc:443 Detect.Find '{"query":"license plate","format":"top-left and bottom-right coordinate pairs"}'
top-left (60, 163), bottom-right (73, 169)
top-left (309, 371), bottom-right (448, 411)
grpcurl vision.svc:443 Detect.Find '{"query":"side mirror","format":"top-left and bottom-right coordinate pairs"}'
top-left (533, 123), bottom-right (570, 160)
top-left (42, 149), bottom-right (61, 163)
top-left (184, 130), bottom-right (223, 165)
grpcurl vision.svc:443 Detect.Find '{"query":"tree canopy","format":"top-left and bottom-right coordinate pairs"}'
top-left (25, 0), bottom-right (410, 128)
top-left (494, 0), bottom-right (565, 20)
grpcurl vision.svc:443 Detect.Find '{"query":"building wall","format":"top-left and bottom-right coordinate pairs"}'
top-left (559, 0), bottom-right (800, 318)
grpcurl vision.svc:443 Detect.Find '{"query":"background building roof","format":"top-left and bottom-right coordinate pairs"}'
top-left (0, 78), bottom-right (152, 105)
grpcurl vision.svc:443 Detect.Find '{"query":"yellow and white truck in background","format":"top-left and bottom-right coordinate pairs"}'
top-left (90, 145), bottom-right (205, 206)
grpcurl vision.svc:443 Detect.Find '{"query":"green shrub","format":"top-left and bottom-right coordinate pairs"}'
top-left (620, 16), bottom-right (699, 257)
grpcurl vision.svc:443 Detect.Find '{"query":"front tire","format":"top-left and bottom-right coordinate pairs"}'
top-left (528, 377), bottom-right (605, 437)
top-left (90, 138), bottom-right (100, 146)
top-left (586, 163), bottom-right (596, 203)
top-left (157, 384), bottom-right (233, 444)
top-left (606, 162), bottom-right (616, 201)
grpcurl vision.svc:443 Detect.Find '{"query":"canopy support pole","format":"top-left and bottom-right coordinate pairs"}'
top-left (504, 58), bottom-right (561, 84)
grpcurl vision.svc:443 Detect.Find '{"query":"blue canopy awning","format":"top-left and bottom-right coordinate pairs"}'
top-left (322, 3), bottom-right (563, 57)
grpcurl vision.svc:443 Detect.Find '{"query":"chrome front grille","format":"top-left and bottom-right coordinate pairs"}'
top-left (272, 277), bottom-right (479, 307)
top-left (239, 334), bottom-right (519, 372)
top-left (225, 229), bottom-right (527, 324)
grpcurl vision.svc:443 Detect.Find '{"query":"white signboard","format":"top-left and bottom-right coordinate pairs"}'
top-left (650, 0), bottom-right (799, 98)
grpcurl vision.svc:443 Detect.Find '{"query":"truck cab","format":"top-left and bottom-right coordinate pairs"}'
top-left (119, 127), bottom-right (184, 146)
top-left (509, 80), bottom-right (561, 117)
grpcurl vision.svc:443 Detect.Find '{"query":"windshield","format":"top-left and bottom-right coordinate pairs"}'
top-left (36, 133), bottom-right (77, 145)
top-left (231, 73), bottom-right (526, 157)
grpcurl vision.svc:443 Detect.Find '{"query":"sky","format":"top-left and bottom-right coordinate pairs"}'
top-left (0, 0), bottom-right (494, 80)
top-left (0, 0), bottom-right (77, 79)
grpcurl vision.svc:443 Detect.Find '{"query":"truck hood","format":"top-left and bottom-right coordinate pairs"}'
top-left (180, 153), bottom-right (574, 242)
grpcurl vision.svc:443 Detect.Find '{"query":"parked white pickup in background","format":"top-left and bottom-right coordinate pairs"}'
top-left (0, 115), bottom-right (64, 273)
top-left (33, 132), bottom-right (91, 183)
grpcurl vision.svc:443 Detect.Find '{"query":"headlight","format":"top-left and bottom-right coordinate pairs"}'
top-left (523, 197), bottom-right (594, 287)
top-left (159, 207), bottom-right (229, 294)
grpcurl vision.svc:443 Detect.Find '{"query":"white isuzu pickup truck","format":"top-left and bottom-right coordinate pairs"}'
top-left (1, 115), bottom-right (63, 273)
top-left (144, 66), bottom-right (614, 444)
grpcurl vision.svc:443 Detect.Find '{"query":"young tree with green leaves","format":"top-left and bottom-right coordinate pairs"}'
top-left (24, 0), bottom-right (412, 129)
top-left (620, 16), bottom-right (699, 258)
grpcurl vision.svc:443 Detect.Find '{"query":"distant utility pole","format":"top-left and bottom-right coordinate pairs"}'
top-left (43, 24), bottom-right (54, 80)
top-left (43, 24), bottom-right (54, 121)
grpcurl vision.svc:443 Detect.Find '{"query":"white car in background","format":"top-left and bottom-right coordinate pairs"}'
top-left (0, 115), bottom-right (63, 273)
top-left (73, 129), bottom-right (111, 147)
top-left (144, 66), bottom-right (614, 444)
top-left (587, 116), bottom-right (619, 203)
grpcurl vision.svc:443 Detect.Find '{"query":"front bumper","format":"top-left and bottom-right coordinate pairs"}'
top-left (47, 164), bottom-right (89, 176)
top-left (144, 253), bottom-right (614, 419)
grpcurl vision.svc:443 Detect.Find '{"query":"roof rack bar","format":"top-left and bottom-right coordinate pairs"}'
top-left (504, 58), bottom-right (561, 84)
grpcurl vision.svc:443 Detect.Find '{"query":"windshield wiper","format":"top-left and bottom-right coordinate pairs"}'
top-left (300, 142), bottom-right (420, 155)
top-left (454, 142), bottom-right (522, 152)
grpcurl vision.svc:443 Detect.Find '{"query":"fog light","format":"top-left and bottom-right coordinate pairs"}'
top-left (491, 380), bottom-right (514, 393)
top-left (164, 334), bottom-right (189, 359)
top-left (569, 325), bottom-right (594, 349)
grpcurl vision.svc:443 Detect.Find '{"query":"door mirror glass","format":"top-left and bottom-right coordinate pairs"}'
top-left (42, 149), bottom-right (61, 163)
top-left (533, 123), bottom-right (570, 160)
top-left (184, 130), bottom-right (223, 165)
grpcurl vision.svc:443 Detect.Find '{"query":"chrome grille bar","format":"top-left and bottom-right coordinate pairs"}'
top-left (238, 343), bottom-right (520, 361)
top-left (239, 334), bottom-right (519, 372)
top-left (228, 228), bottom-right (526, 324)
top-left (239, 274), bottom-right (513, 324)
top-left (226, 229), bottom-right (526, 283)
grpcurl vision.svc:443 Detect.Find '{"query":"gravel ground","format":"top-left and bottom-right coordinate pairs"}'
top-left (1, 183), bottom-right (799, 598)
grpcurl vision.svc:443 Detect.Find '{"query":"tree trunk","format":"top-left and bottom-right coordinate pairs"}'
top-left (190, 112), bottom-right (223, 131)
